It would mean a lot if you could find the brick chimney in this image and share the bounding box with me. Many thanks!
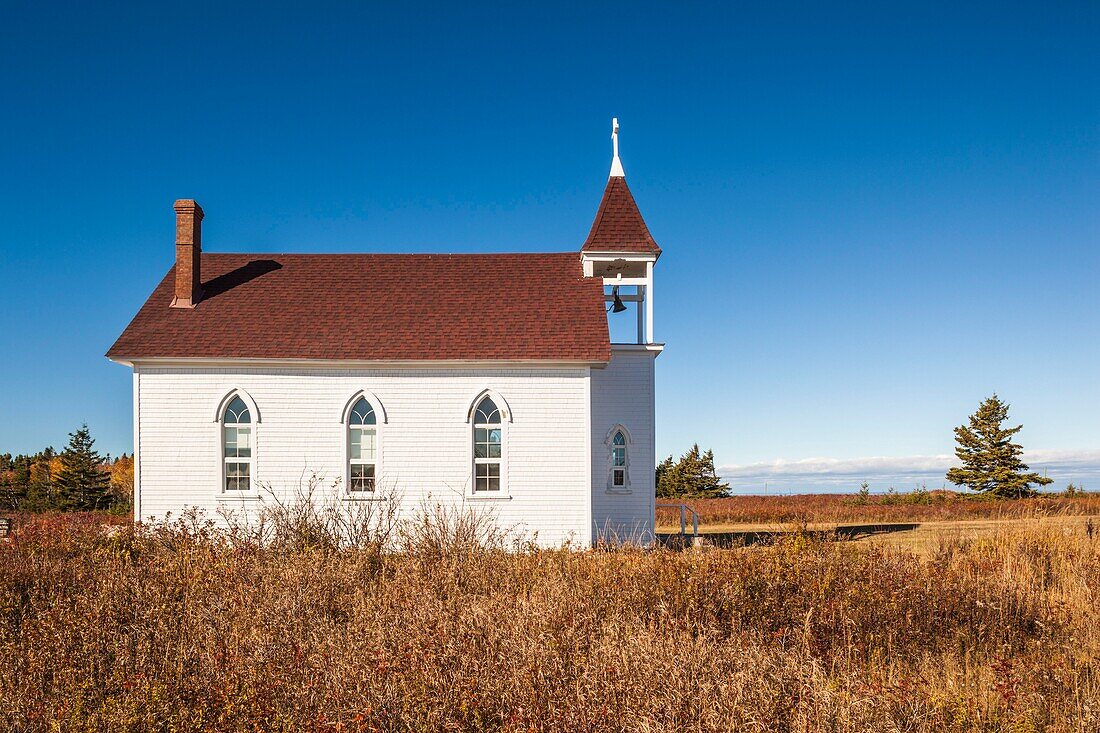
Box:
[171,199,203,308]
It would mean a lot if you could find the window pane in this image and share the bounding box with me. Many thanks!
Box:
[613,446,626,467]
[224,427,253,459]
[613,468,625,486]
[226,462,251,491]
[236,428,251,458]
[351,398,376,426]
[475,428,498,458]
[613,432,625,446]
[475,397,501,424]
[474,463,499,490]
[351,428,376,461]
[351,463,376,492]
[225,396,251,424]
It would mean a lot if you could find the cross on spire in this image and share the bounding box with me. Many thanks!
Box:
[609,117,625,178]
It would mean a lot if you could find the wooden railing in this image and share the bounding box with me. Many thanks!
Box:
[656,502,699,540]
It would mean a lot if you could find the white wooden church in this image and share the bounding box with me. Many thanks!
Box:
[108,121,663,546]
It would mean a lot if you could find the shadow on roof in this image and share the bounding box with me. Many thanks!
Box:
[201,259,283,301]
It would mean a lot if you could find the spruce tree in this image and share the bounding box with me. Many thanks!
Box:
[655,455,677,498]
[696,448,725,497]
[945,395,1052,498]
[56,424,112,510]
[654,444,730,499]
[26,449,59,511]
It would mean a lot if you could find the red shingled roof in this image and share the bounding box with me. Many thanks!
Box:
[581,176,661,255]
[107,253,611,362]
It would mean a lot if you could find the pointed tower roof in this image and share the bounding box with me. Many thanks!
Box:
[581,177,661,255]
[581,119,661,256]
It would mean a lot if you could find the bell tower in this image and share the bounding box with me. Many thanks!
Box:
[580,118,661,345]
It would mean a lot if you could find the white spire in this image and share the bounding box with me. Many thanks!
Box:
[609,117,625,178]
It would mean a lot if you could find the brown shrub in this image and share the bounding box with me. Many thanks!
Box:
[0,512,1098,731]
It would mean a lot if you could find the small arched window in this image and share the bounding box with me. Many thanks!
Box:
[348,397,377,492]
[611,431,628,488]
[222,396,252,491]
[473,396,502,492]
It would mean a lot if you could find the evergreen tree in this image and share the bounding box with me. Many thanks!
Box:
[655,455,676,498]
[0,474,19,511]
[946,395,1052,498]
[0,453,16,509]
[55,425,112,510]
[655,444,729,498]
[25,450,59,511]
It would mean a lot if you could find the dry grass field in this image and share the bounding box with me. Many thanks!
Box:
[657,492,1100,527]
[1,506,1099,732]
[657,493,1100,557]
[862,515,1097,554]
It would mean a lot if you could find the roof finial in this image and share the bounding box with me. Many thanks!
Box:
[609,117,625,178]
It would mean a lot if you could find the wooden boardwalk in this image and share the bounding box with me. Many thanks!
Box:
[657,522,920,549]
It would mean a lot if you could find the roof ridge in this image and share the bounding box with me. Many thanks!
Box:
[196,251,583,258]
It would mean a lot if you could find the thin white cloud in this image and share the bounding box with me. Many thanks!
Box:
[718,449,1100,493]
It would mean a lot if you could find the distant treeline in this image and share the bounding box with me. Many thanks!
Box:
[0,424,132,513]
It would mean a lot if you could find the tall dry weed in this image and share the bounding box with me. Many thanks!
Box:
[0,509,1097,731]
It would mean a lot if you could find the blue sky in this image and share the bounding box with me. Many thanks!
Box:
[1,2,1097,492]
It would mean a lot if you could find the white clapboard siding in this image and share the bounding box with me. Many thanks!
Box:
[136,365,592,547]
[590,349,657,543]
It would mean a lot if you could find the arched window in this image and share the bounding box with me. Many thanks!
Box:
[611,431,628,488]
[473,396,502,492]
[348,397,377,492]
[222,396,252,491]
[605,425,632,492]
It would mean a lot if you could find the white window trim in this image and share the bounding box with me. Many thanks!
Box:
[604,424,633,494]
[464,389,512,424]
[341,390,386,498]
[466,389,510,499]
[214,389,261,499]
[213,389,261,424]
